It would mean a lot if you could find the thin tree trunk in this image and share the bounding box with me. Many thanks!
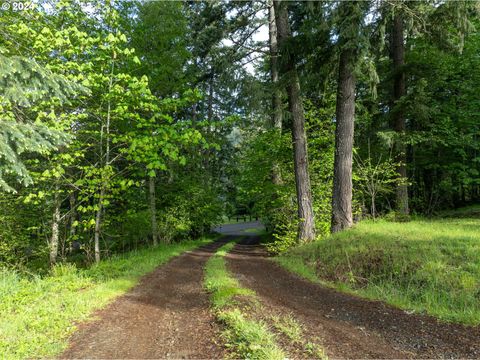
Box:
[94,186,104,264]
[208,75,214,122]
[371,194,376,219]
[69,192,76,240]
[65,191,77,256]
[331,49,355,233]
[392,13,409,215]
[192,103,197,123]
[269,0,283,185]
[50,186,61,266]
[149,174,159,246]
[94,58,114,264]
[274,0,315,242]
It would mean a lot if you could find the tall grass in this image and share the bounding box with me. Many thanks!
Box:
[0,237,214,359]
[276,215,480,325]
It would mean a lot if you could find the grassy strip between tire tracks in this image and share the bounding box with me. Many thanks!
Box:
[204,241,285,359]
[0,236,217,359]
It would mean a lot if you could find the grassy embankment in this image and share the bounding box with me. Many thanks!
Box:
[0,236,215,359]
[276,207,480,325]
[204,241,285,359]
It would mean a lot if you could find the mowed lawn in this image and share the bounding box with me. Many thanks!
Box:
[276,211,480,325]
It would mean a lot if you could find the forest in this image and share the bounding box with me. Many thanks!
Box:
[1,0,480,359]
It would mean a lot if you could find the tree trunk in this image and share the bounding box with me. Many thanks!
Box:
[391,13,409,215]
[274,0,315,242]
[371,194,376,219]
[331,49,355,233]
[208,75,214,122]
[94,186,104,264]
[93,56,115,264]
[269,0,283,186]
[69,191,77,240]
[50,186,61,266]
[149,174,159,246]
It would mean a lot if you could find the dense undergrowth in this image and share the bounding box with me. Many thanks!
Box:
[0,236,215,360]
[276,207,480,325]
[204,241,285,359]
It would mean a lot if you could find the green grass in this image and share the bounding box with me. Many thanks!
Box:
[204,242,255,309]
[269,314,328,359]
[204,241,285,360]
[0,236,215,360]
[275,255,321,284]
[276,215,480,325]
[270,314,303,344]
[241,227,267,235]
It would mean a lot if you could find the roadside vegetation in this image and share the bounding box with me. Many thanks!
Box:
[269,314,328,360]
[204,241,285,359]
[0,236,215,360]
[276,208,480,325]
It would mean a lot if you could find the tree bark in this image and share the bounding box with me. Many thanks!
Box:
[93,55,115,264]
[274,0,315,242]
[269,0,283,186]
[94,187,104,264]
[331,49,355,233]
[391,13,409,215]
[149,174,159,246]
[69,191,77,240]
[50,186,61,266]
[207,75,214,122]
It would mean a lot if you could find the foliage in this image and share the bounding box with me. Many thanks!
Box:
[353,149,400,218]
[0,1,221,268]
[236,99,334,253]
[0,50,85,191]
[127,1,191,97]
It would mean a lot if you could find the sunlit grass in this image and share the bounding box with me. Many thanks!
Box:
[276,212,480,325]
[204,241,285,360]
[0,236,215,360]
[204,242,255,309]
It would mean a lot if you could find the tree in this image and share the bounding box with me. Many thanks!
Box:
[127,1,191,98]
[354,149,398,219]
[391,10,409,216]
[273,0,315,242]
[0,52,83,192]
[331,1,371,232]
[268,0,283,186]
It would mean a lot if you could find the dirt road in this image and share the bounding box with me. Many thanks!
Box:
[61,222,480,359]
[61,239,229,359]
[227,235,480,359]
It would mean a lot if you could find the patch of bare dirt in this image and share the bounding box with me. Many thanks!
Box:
[61,238,231,359]
[227,236,480,359]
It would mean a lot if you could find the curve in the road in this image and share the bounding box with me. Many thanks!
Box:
[227,235,480,359]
